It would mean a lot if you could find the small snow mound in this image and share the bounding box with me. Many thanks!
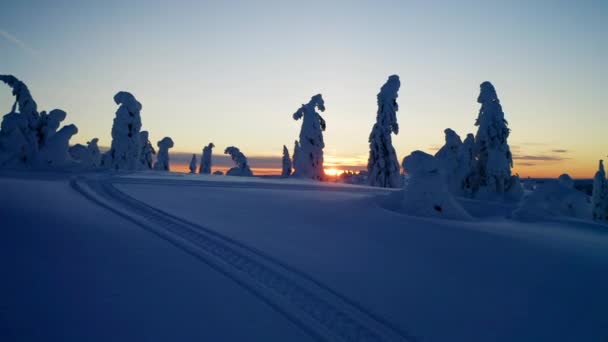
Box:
[397,151,472,220]
[512,175,591,221]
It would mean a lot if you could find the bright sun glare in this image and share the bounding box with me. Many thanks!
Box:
[324,168,344,177]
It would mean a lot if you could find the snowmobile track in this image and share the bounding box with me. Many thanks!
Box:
[70,175,418,342]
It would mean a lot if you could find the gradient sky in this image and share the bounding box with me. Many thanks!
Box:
[1,0,606,177]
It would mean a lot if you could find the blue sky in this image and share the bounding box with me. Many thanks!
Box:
[1,0,606,176]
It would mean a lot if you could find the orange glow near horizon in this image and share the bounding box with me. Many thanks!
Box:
[169,156,601,180]
[324,168,345,177]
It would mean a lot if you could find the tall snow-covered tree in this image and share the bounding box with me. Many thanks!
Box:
[139,131,155,169]
[199,143,214,174]
[224,146,253,177]
[471,81,520,197]
[292,94,326,180]
[281,145,292,178]
[0,75,78,168]
[153,137,174,171]
[592,160,608,221]
[103,91,143,170]
[367,75,402,188]
[189,154,197,174]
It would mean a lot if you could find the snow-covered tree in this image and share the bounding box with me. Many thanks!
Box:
[281,145,292,178]
[400,151,471,220]
[292,140,302,175]
[224,146,253,177]
[36,124,78,166]
[69,138,101,168]
[0,75,78,168]
[199,143,214,174]
[434,128,463,192]
[292,94,326,180]
[139,131,155,169]
[457,133,476,195]
[103,91,143,170]
[471,81,520,198]
[367,75,402,188]
[592,160,608,221]
[189,154,197,174]
[153,137,174,171]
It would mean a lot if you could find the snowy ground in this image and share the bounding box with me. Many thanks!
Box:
[1,171,607,342]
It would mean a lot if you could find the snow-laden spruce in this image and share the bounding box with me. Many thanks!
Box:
[139,131,155,169]
[471,82,522,199]
[0,75,79,168]
[592,160,608,221]
[292,94,326,180]
[400,151,472,220]
[367,75,402,188]
[189,154,197,174]
[457,133,476,195]
[281,145,292,178]
[513,173,591,221]
[102,91,143,170]
[434,128,464,193]
[69,138,101,168]
[224,146,253,177]
[199,143,214,174]
[153,137,174,171]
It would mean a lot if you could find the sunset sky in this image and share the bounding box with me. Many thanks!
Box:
[1,0,606,178]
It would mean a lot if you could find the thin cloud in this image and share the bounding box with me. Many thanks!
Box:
[513,154,568,162]
[519,142,549,146]
[551,149,568,153]
[0,29,38,55]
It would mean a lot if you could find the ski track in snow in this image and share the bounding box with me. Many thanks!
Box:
[70,175,417,342]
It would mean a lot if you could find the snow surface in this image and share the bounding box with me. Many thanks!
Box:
[2,171,607,342]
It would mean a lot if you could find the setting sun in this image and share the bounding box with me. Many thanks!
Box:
[324,168,344,177]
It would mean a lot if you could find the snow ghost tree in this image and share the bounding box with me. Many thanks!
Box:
[367,75,402,188]
[400,151,471,220]
[592,160,608,221]
[199,143,214,174]
[36,124,78,166]
[153,137,174,171]
[281,145,292,178]
[471,81,521,199]
[292,94,326,180]
[69,138,101,168]
[139,131,155,169]
[224,146,253,177]
[292,140,302,175]
[103,91,143,170]
[457,133,476,195]
[434,128,464,193]
[0,75,78,168]
[189,154,197,174]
